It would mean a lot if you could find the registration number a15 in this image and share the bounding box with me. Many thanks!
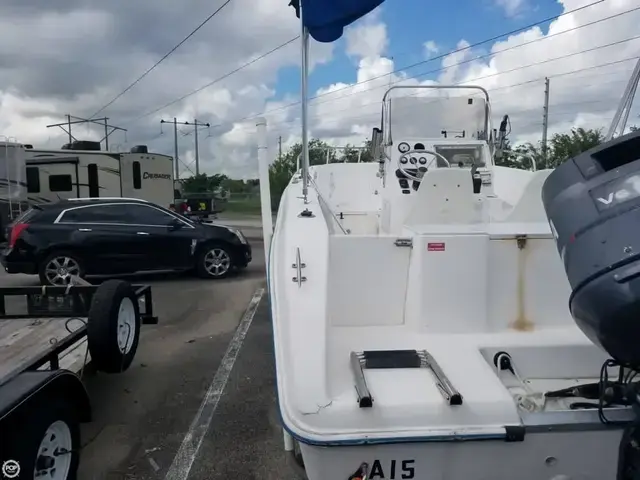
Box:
[368,459,415,479]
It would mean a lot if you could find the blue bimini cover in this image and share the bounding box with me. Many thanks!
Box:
[289,0,386,43]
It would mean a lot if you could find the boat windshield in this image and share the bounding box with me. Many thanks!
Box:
[433,144,487,168]
[386,95,488,142]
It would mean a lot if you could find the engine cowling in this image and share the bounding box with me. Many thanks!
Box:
[541,129,640,366]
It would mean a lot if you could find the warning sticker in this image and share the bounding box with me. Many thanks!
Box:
[427,242,446,252]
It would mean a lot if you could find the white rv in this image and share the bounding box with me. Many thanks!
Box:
[24,141,175,207]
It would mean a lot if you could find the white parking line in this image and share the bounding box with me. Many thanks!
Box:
[164,287,265,480]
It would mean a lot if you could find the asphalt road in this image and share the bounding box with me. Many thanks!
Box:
[0,242,302,480]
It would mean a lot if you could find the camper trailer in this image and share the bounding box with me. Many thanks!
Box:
[24,141,174,207]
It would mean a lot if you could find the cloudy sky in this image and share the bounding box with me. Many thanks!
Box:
[1,0,639,179]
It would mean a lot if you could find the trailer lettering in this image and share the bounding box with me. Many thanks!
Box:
[143,172,171,180]
[369,459,415,479]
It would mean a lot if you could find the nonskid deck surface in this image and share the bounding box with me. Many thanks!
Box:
[280,326,613,440]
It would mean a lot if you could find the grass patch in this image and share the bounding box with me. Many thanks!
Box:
[220,197,262,215]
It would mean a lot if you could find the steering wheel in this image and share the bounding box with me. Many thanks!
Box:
[397,149,451,182]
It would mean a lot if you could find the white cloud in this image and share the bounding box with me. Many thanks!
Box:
[1,0,639,180]
[259,0,640,161]
[0,0,333,179]
[423,41,439,58]
[495,0,528,18]
[345,18,388,59]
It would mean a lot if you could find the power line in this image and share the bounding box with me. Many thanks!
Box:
[124,13,637,149]
[126,65,632,159]
[130,35,300,123]
[160,118,210,178]
[258,56,639,136]
[131,0,603,130]
[211,5,640,130]
[221,65,634,137]
[91,0,234,118]
[45,114,128,150]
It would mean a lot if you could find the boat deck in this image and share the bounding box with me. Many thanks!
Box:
[279,324,630,442]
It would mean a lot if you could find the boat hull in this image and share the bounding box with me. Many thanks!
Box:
[297,427,622,480]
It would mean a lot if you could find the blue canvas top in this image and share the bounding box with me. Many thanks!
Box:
[289,0,385,43]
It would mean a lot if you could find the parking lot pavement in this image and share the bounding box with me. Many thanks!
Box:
[0,241,302,479]
[186,294,301,480]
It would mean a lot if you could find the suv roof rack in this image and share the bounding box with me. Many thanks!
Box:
[67,197,149,203]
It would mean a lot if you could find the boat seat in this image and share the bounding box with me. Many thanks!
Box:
[404,168,482,226]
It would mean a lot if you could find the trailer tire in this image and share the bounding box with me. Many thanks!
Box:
[87,280,141,373]
[6,397,80,480]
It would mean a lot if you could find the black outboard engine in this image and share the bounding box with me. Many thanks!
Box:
[543,130,640,479]
[542,129,640,367]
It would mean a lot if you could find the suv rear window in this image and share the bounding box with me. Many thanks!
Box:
[12,208,39,225]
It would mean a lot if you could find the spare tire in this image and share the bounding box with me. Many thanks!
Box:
[87,280,141,373]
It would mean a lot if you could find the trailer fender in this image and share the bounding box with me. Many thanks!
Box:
[0,370,91,426]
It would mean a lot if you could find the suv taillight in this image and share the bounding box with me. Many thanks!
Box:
[9,223,29,248]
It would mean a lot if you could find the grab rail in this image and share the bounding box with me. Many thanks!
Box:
[295,147,366,171]
[306,174,349,235]
[292,248,306,287]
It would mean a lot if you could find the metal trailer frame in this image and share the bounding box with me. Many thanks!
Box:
[0,282,158,479]
[0,284,157,387]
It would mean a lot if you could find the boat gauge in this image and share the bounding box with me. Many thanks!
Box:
[410,157,417,164]
[398,142,410,153]
[419,157,427,164]
[400,156,409,164]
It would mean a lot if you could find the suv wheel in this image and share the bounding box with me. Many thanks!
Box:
[39,251,86,286]
[196,244,233,279]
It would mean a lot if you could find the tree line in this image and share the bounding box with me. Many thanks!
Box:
[179,125,638,209]
[178,173,259,198]
[496,127,613,170]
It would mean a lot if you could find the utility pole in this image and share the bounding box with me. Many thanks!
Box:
[173,118,178,181]
[46,115,127,150]
[194,119,200,176]
[541,77,550,168]
[160,118,210,180]
[278,136,282,160]
[104,118,109,150]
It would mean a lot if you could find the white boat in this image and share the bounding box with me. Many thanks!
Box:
[257,2,640,479]
[265,82,634,479]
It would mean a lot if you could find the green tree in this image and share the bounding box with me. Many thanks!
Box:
[341,140,374,163]
[223,178,255,194]
[497,127,604,170]
[547,127,604,168]
[268,138,378,210]
[180,173,229,195]
[268,138,335,210]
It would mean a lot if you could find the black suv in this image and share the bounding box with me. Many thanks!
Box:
[1,198,252,285]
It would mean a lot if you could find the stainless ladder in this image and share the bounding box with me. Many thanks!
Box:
[350,349,463,408]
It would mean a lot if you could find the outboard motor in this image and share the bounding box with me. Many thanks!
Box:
[541,129,640,367]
